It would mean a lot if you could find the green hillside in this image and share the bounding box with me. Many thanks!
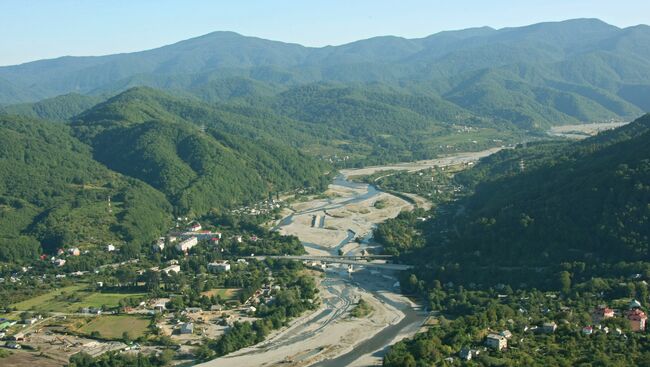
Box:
[1,93,101,121]
[71,87,331,214]
[0,114,172,263]
[393,114,650,276]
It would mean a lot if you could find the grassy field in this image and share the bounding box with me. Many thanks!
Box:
[11,285,85,312]
[76,315,150,340]
[201,288,241,301]
[11,285,146,313]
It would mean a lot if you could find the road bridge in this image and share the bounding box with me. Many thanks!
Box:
[244,255,413,271]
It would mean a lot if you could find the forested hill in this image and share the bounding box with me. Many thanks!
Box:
[423,114,650,268]
[0,19,648,132]
[0,114,172,262]
[0,93,101,121]
[0,88,331,263]
[70,87,330,214]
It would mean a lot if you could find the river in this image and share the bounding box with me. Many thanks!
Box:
[198,148,500,367]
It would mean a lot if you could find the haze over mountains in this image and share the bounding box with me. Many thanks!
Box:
[1,18,649,130]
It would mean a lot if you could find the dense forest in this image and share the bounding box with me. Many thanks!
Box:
[0,88,332,263]
[376,114,650,277]
[0,114,172,262]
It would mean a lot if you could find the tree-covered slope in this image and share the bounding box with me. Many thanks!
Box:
[71,87,330,214]
[1,93,101,121]
[430,114,650,266]
[0,114,173,263]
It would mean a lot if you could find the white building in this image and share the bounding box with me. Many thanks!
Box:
[53,258,66,267]
[106,244,116,252]
[162,265,181,275]
[208,261,231,273]
[175,237,198,252]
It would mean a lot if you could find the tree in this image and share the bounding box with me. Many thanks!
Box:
[558,271,571,294]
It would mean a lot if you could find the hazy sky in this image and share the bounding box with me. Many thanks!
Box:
[1,0,649,66]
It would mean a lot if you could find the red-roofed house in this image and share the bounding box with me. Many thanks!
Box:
[592,306,615,323]
[627,309,647,332]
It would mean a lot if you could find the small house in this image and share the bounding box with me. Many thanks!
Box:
[542,322,557,334]
[582,326,593,335]
[592,305,614,323]
[630,299,642,309]
[626,309,647,332]
[459,348,479,361]
[106,244,116,252]
[208,261,231,273]
[500,330,513,339]
[486,334,507,351]
[53,258,66,267]
[162,265,181,275]
[180,322,194,335]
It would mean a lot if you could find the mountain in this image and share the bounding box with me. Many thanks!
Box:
[0,88,332,263]
[423,114,650,269]
[0,114,173,262]
[1,19,648,132]
[70,87,331,214]
[1,93,101,121]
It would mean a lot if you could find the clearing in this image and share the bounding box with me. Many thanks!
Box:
[74,315,150,339]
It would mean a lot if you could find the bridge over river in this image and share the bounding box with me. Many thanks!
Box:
[244,255,413,271]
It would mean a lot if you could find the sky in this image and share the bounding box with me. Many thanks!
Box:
[1,0,649,66]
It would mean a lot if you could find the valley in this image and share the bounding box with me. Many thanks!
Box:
[196,148,498,366]
[1,9,649,367]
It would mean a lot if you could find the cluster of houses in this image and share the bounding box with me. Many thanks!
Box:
[586,300,647,334]
[472,300,648,358]
[231,198,282,216]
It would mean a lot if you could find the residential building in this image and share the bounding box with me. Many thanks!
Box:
[69,248,81,256]
[106,244,116,252]
[180,322,194,334]
[53,258,66,267]
[582,326,594,335]
[22,318,38,325]
[542,322,557,334]
[189,222,202,232]
[499,330,513,339]
[459,348,480,361]
[153,241,165,252]
[627,309,647,331]
[208,261,231,273]
[592,305,614,323]
[162,265,181,275]
[630,299,642,309]
[486,334,507,351]
[175,237,198,252]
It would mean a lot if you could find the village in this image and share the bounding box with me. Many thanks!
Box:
[0,213,322,366]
